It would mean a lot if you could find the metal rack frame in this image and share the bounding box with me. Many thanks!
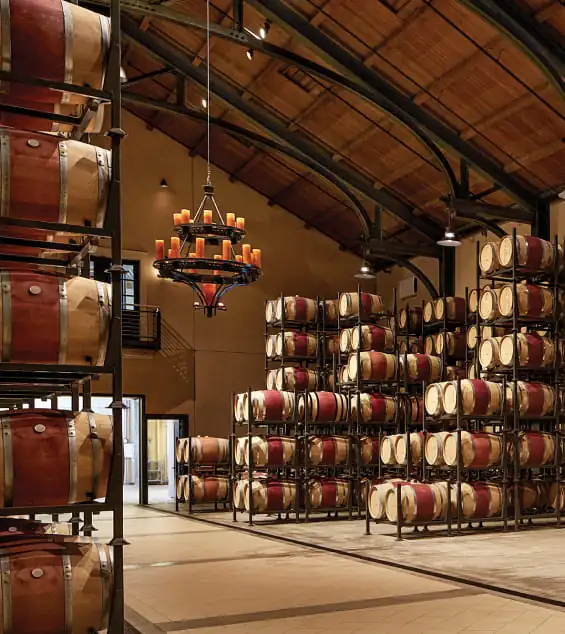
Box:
[0,0,126,629]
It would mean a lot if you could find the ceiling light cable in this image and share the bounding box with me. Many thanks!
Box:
[206,0,212,186]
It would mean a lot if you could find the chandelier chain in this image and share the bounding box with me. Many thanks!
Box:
[206,0,212,186]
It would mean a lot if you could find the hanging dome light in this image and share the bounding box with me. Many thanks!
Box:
[437,204,461,247]
[354,262,376,279]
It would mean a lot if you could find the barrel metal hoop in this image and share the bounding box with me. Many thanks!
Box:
[67,419,78,503]
[95,281,109,365]
[61,0,73,104]
[58,278,68,364]
[0,0,10,94]
[0,556,11,634]
[88,412,101,497]
[95,148,108,228]
[0,133,9,218]
[1,417,12,507]
[58,141,69,223]
[62,554,73,634]
[96,543,112,630]
[1,271,11,362]
[99,15,110,86]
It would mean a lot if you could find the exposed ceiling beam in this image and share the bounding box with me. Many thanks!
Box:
[247,0,539,211]
[122,90,372,237]
[456,0,565,102]
[121,16,445,243]
[82,0,459,196]
[449,198,534,223]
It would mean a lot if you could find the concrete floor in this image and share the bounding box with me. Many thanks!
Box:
[95,505,565,633]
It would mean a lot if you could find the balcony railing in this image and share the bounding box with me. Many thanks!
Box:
[123,305,161,351]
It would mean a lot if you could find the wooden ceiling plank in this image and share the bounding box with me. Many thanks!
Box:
[536,3,562,22]
[460,82,548,140]
[288,88,337,131]
[504,138,565,173]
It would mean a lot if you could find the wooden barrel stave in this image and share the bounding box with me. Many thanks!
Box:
[308,478,349,509]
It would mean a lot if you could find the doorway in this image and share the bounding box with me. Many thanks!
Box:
[145,415,188,507]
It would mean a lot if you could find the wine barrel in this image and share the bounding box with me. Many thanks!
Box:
[322,299,339,325]
[461,482,501,519]
[398,338,424,354]
[498,235,555,271]
[368,480,402,519]
[443,379,503,416]
[506,381,554,417]
[238,390,295,422]
[360,436,380,465]
[325,335,339,356]
[180,437,230,465]
[0,0,110,104]
[275,296,317,323]
[351,325,393,352]
[424,381,452,417]
[395,432,424,465]
[298,392,348,422]
[423,300,434,323]
[385,482,437,523]
[446,365,466,380]
[339,328,352,353]
[399,307,422,333]
[0,409,112,507]
[425,431,451,466]
[339,292,384,319]
[0,538,113,633]
[514,482,539,512]
[0,129,111,228]
[265,335,277,359]
[405,395,424,423]
[380,435,401,465]
[479,242,500,274]
[424,335,436,356]
[434,296,465,323]
[275,367,317,391]
[400,353,442,382]
[435,332,466,360]
[244,479,296,513]
[339,364,350,384]
[478,337,504,370]
[350,393,396,424]
[0,271,111,365]
[549,482,565,511]
[176,475,187,501]
[308,478,349,509]
[0,517,71,538]
[479,287,503,321]
[515,432,555,468]
[237,436,296,467]
[429,481,457,518]
[347,351,397,382]
[265,300,276,324]
[468,288,479,315]
[498,284,553,319]
[443,431,502,467]
[308,436,350,466]
[499,333,549,369]
[467,325,507,350]
[232,477,248,510]
[266,369,277,390]
[191,475,230,503]
[175,438,187,464]
[275,332,317,358]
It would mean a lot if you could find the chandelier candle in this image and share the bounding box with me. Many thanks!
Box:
[181,209,191,223]
[196,237,206,258]
[170,237,181,258]
[222,240,231,260]
[252,249,262,268]
[155,240,165,261]
[236,254,243,263]
[203,209,213,224]
[236,217,245,230]
[173,213,182,226]
[227,213,236,227]
[242,244,251,264]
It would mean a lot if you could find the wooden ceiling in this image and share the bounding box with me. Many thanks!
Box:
[119,0,565,253]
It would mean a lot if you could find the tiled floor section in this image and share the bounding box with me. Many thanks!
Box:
[172,507,565,603]
[98,506,565,633]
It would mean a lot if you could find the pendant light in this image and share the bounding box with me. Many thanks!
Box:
[437,205,461,247]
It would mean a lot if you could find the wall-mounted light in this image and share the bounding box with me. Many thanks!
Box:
[259,21,270,39]
[201,98,207,109]
[246,49,254,61]
[160,178,169,188]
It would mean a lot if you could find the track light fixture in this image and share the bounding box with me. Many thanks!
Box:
[246,48,254,61]
[160,178,169,188]
[259,21,270,39]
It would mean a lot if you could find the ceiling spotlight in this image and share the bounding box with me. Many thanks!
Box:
[437,229,461,247]
[160,178,169,188]
[120,66,128,84]
[259,21,270,39]
[201,98,207,109]
[355,263,376,279]
[246,48,254,61]
[558,189,565,200]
